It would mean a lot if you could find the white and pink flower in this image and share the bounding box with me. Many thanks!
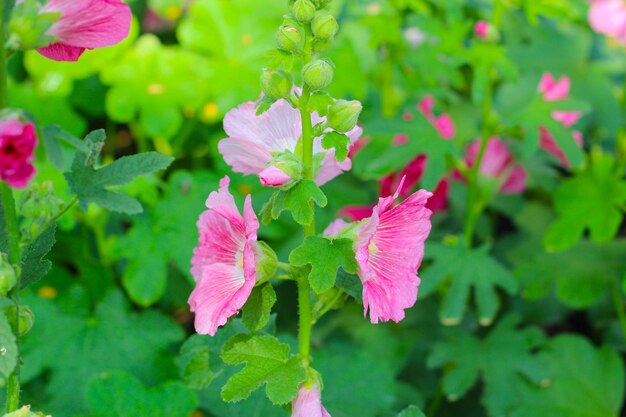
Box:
[292,385,331,417]
[219,98,362,188]
[36,0,132,61]
[189,176,259,336]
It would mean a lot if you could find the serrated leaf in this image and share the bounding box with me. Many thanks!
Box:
[65,130,174,214]
[242,284,277,332]
[427,315,547,416]
[421,240,518,325]
[397,406,426,417]
[220,334,306,405]
[322,132,351,162]
[20,225,56,289]
[511,335,624,417]
[41,125,86,170]
[289,237,357,294]
[86,371,197,417]
[261,180,328,226]
[308,91,334,117]
[0,310,18,380]
[544,154,626,252]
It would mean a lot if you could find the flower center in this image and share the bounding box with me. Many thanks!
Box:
[368,241,378,256]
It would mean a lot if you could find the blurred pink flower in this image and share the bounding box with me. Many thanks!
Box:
[0,119,38,189]
[474,21,489,39]
[355,181,432,323]
[589,0,626,43]
[456,137,527,194]
[189,176,259,336]
[537,73,583,166]
[36,0,132,61]
[418,96,455,139]
[259,166,292,187]
[219,99,362,187]
[292,385,331,417]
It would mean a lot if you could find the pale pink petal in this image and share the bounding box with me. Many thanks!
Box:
[243,195,260,240]
[538,73,571,101]
[259,166,292,187]
[552,111,581,128]
[292,385,332,417]
[589,0,626,43]
[538,73,556,95]
[323,219,351,237]
[315,148,352,186]
[218,138,274,175]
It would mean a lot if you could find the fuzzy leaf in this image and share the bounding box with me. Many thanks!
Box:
[0,310,18,381]
[221,334,306,405]
[242,284,277,332]
[261,180,328,226]
[322,132,351,162]
[178,336,215,390]
[289,237,357,294]
[421,240,518,325]
[20,225,56,289]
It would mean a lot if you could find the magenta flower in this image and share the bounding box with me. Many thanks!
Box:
[292,385,331,417]
[537,73,583,166]
[354,182,433,323]
[456,137,527,194]
[219,99,362,187]
[474,21,489,39]
[0,119,38,189]
[36,0,132,62]
[418,96,455,139]
[189,176,259,336]
[589,0,626,43]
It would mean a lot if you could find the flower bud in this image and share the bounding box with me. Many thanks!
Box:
[276,25,302,53]
[302,59,333,91]
[327,100,362,133]
[312,13,338,40]
[0,254,17,296]
[254,241,278,284]
[4,305,35,336]
[260,69,293,100]
[259,166,292,187]
[291,0,316,23]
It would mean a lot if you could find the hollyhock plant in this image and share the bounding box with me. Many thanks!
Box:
[456,137,527,194]
[588,0,626,43]
[537,73,584,166]
[188,176,260,336]
[219,98,362,187]
[0,119,38,189]
[36,0,132,61]
[291,385,331,417]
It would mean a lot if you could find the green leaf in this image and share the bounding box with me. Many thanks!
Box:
[221,334,306,405]
[178,336,215,390]
[544,154,626,252]
[87,371,197,417]
[40,125,86,170]
[321,132,351,162]
[421,240,518,325]
[427,315,547,416]
[64,130,174,214]
[511,335,624,417]
[261,180,328,226]
[0,310,18,381]
[21,290,184,415]
[308,91,334,116]
[397,406,426,417]
[289,237,357,294]
[0,198,9,254]
[335,270,362,303]
[242,284,277,332]
[19,225,56,289]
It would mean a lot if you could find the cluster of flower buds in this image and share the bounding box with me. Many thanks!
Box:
[18,181,66,244]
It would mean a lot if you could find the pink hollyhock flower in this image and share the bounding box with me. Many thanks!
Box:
[456,137,527,194]
[292,385,331,417]
[474,21,489,39]
[355,181,433,323]
[36,0,132,62]
[589,0,626,43]
[189,176,259,336]
[219,99,362,187]
[418,96,455,139]
[0,119,38,189]
[537,73,584,166]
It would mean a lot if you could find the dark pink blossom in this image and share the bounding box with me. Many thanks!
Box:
[0,119,38,189]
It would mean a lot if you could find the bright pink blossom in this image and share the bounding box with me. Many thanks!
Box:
[0,119,38,189]
[354,181,433,323]
[589,0,626,43]
[456,137,527,194]
[219,99,362,187]
[418,96,455,139]
[37,0,132,62]
[189,176,259,336]
[474,21,489,39]
[537,73,584,166]
[292,385,331,417]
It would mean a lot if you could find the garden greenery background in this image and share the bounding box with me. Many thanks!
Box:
[3,0,626,416]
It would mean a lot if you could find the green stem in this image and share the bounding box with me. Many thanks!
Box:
[611,280,626,341]
[0,0,7,109]
[312,289,344,323]
[30,196,78,242]
[0,184,21,413]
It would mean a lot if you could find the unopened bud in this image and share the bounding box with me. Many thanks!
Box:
[254,241,278,283]
[4,305,35,336]
[292,0,316,23]
[327,100,362,133]
[276,25,302,52]
[0,254,17,296]
[312,13,338,40]
[302,59,333,91]
[260,69,293,100]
